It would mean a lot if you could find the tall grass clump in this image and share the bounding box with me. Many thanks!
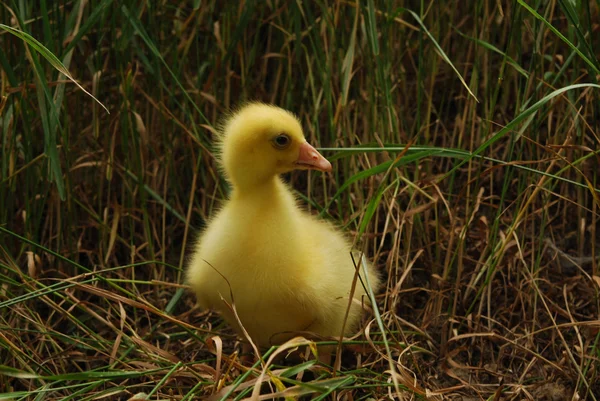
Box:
[1,1,599,399]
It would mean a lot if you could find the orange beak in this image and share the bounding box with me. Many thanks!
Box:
[296,142,332,172]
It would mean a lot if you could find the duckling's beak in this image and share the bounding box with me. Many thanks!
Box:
[296,142,332,172]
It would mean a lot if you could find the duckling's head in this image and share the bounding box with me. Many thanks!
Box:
[219,103,332,190]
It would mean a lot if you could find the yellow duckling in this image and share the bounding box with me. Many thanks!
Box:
[187,103,380,354]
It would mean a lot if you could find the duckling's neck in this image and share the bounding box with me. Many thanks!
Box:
[231,176,286,199]
[230,176,297,212]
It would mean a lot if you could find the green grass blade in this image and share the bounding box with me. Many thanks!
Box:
[444,83,600,177]
[0,24,109,113]
[517,0,600,75]
[389,7,479,102]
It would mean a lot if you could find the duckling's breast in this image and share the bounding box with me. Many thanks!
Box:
[188,184,322,345]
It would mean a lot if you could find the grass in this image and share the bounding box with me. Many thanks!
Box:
[1,0,599,399]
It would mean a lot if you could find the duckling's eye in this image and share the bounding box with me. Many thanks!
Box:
[272,134,291,149]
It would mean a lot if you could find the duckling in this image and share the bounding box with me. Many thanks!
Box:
[187,103,380,355]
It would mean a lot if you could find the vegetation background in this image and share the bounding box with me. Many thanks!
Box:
[1,0,599,399]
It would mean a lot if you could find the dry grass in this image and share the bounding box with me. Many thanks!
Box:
[1,1,599,400]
